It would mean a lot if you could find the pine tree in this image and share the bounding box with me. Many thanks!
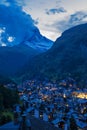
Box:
[70,116,78,130]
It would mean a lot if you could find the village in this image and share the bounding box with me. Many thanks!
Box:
[5,78,87,130]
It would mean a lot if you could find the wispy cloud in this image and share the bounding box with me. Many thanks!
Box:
[34,18,39,25]
[1,0,87,41]
[46,7,67,15]
[52,11,87,32]
[0,0,25,7]
[69,11,87,24]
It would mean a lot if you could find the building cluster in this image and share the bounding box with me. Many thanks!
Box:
[5,78,87,130]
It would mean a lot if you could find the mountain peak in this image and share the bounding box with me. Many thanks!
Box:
[23,28,53,51]
[21,23,87,83]
[0,4,53,51]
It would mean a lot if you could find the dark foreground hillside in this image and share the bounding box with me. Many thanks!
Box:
[30,116,59,130]
[0,116,59,130]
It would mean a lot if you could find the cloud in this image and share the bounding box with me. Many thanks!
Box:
[69,11,87,24]
[34,18,39,25]
[5,0,24,6]
[52,11,87,33]
[0,2,37,46]
[5,0,18,5]
[46,7,67,15]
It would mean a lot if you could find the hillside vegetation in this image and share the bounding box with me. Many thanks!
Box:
[20,24,87,85]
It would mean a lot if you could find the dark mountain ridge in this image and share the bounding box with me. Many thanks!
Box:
[0,43,40,77]
[20,23,87,84]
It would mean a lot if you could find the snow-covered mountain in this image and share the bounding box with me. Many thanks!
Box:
[0,4,53,51]
[24,28,53,51]
[0,4,53,78]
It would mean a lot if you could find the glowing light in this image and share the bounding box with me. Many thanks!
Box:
[77,93,87,99]
[72,92,87,99]
[63,93,66,98]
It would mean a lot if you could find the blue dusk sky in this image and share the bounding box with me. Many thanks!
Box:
[0,0,87,41]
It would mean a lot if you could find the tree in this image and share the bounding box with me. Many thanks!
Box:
[0,85,19,109]
[0,93,3,111]
[70,116,78,130]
